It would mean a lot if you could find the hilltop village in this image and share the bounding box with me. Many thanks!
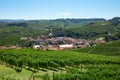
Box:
[0,32,106,50]
[23,35,90,50]
[18,34,105,50]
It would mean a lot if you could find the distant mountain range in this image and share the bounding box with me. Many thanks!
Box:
[0,18,106,29]
[0,19,25,22]
[0,18,105,23]
[2,17,120,24]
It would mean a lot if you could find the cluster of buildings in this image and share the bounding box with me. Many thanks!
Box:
[0,33,105,50]
[28,35,92,50]
[0,45,20,49]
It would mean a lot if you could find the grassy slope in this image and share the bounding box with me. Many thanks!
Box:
[0,26,49,46]
[0,64,62,80]
[71,40,120,56]
[0,65,32,80]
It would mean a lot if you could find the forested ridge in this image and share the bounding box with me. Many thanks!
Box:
[0,18,105,46]
[0,17,120,46]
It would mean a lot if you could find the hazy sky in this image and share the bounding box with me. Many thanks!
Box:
[0,0,120,19]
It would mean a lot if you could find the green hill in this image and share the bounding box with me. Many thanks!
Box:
[0,25,49,46]
[53,17,120,39]
[0,18,105,46]
[0,18,105,28]
[71,40,120,56]
[0,17,120,46]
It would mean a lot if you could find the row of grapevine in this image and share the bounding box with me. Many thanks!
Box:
[53,65,120,80]
[72,40,120,56]
[0,49,120,80]
[0,49,120,71]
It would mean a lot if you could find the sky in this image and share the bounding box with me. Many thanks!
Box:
[0,0,120,20]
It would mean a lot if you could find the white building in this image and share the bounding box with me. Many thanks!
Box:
[33,45,40,49]
[59,44,73,48]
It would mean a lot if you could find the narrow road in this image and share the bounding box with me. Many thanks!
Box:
[87,46,96,54]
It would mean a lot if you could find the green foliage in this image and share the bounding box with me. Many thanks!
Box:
[0,49,120,70]
[17,40,31,47]
[0,18,105,46]
[52,20,120,39]
[42,73,51,80]
[7,22,27,27]
[105,32,120,42]
[72,40,120,56]
[0,48,120,80]
[0,17,120,45]
[0,25,49,46]
[66,68,79,74]
[54,65,120,80]
[109,17,120,26]
[0,75,16,80]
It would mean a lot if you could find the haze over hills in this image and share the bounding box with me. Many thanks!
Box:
[0,18,105,27]
[0,19,25,22]
[0,18,105,22]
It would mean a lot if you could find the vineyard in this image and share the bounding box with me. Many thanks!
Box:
[0,49,120,80]
[71,40,120,56]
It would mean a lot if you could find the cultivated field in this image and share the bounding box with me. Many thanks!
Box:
[0,49,120,80]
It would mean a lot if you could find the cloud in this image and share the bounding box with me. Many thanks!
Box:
[57,12,71,16]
